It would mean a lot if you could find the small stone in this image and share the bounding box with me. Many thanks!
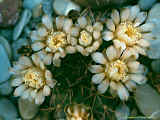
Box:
[134,84,160,119]
[18,98,39,120]
[0,0,21,27]
[0,116,3,120]
[0,80,13,95]
[147,4,160,59]
[42,0,53,15]
[151,60,160,73]
[53,0,81,16]
[115,104,130,120]
[13,9,32,41]
[23,0,42,10]
[12,38,29,60]
[0,44,11,84]
[139,0,157,10]
[0,36,12,59]
[0,98,18,120]
[0,29,13,42]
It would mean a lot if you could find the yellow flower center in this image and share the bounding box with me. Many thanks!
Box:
[107,60,128,82]
[24,67,45,89]
[66,104,90,120]
[116,21,141,46]
[79,30,92,47]
[47,30,67,50]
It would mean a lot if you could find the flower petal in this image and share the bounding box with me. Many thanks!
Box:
[37,27,48,37]
[71,27,80,37]
[70,37,78,46]
[45,70,52,80]
[102,31,114,41]
[127,61,140,73]
[36,50,52,65]
[137,39,150,48]
[125,80,137,92]
[31,54,45,69]
[93,30,101,40]
[88,65,104,73]
[92,40,101,51]
[63,18,73,33]
[85,46,94,53]
[45,70,56,88]
[142,33,155,40]
[97,79,109,94]
[129,74,147,84]
[92,73,105,84]
[134,12,147,27]
[106,46,118,61]
[30,90,37,99]
[133,45,146,55]
[139,23,154,32]
[31,42,45,51]
[10,64,26,74]
[91,52,107,64]
[93,22,103,31]
[113,39,126,52]
[18,56,32,67]
[111,9,120,25]
[65,46,77,54]
[53,52,61,67]
[77,16,87,28]
[14,84,26,97]
[129,5,140,21]
[121,48,139,61]
[43,54,53,65]
[21,89,32,99]
[35,90,45,105]
[106,19,115,32]
[110,81,118,90]
[120,8,130,22]
[42,15,53,29]
[76,45,89,56]
[30,31,42,42]
[11,77,23,87]
[117,83,129,101]
[43,85,51,96]
[56,16,65,30]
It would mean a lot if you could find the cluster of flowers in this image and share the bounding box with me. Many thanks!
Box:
[10,4,154,119]
[10,13,103,105]
[89,5,154,101]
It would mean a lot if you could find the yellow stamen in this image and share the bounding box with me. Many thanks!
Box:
[79,30,92,47]
[24,67,45,89]
[107,60,128,81]
[116,21,142,46]
[47,30,67,50]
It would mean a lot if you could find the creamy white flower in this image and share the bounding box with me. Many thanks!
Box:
[31,15,77,67]
[76,16,103,56]
[10,55,56,105]
[103,5,154,56]
[89,46,147,101]
[65,104,91,120]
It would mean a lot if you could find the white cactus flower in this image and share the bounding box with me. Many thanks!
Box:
[65,104,91,120]
[31,15,77,67]
[103,5,154,56]
[89,45,147,101]
[10,55,56,105]
[76,16,103,56]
